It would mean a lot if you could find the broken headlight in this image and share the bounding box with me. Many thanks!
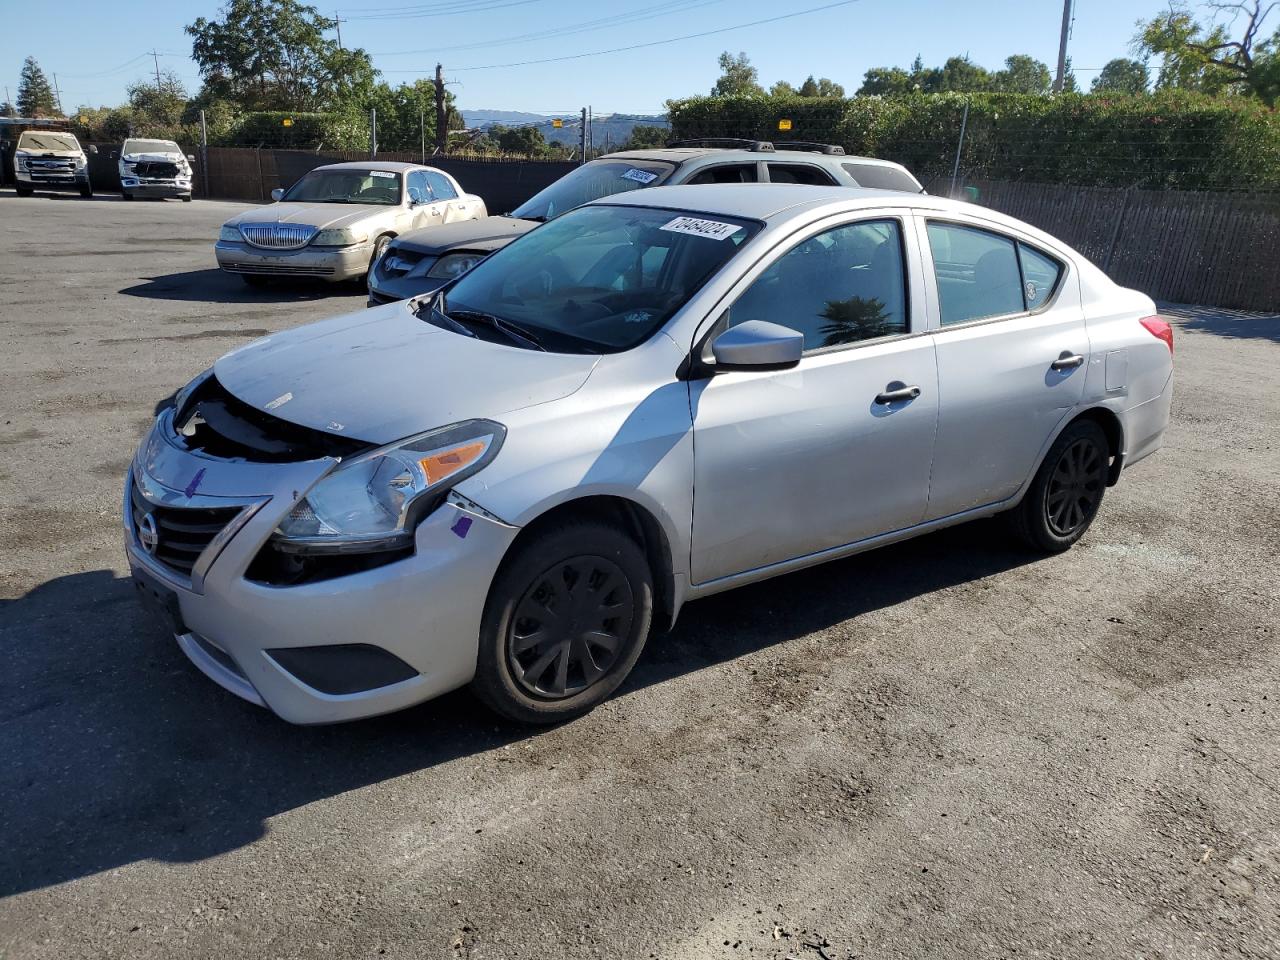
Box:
[273,419,505,554]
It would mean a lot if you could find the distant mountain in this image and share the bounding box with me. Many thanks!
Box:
[461,110,669,149]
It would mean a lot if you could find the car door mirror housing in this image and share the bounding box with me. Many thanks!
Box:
[270,188,284,202]
[711,320,804,372]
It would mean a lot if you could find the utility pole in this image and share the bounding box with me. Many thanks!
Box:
[1053,0,1073,92]
[369,108,377,159]
[4,86,12,117]
[434,63,447,156]
[51,74,64,115]
[150,49,162,90]
[335,10,344,49]
[420,106,426,163]
[199,109,209,199]
[579,107,587,165]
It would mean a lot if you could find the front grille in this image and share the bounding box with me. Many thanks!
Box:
[129,480,242,577]
[135,160,179,178]
[238,223,318,249]
[378,249,427,279]
[28,159,74,171]
[172,373,372,462]
[221,261,336,276]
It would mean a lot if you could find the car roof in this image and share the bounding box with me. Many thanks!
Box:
[597,183,1080,260]
[603,148,901,167]
[312,160,434,173]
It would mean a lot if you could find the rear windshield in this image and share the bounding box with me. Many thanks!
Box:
[123,139,180,155]
[841,162,922,192]
[17,132,80,152]
[511,159,675,221]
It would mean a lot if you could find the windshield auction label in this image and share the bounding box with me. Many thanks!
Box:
[660,216,742,241]
[370,170,396,178]
[621,168,659,184]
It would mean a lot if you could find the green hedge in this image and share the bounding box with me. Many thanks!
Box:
[219,111,370,151]
[667,92,1280,191]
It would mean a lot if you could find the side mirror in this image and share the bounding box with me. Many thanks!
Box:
[270,188,284,202]
[710,320,804,372]
[110,150,119,160]
[88,145,98,155]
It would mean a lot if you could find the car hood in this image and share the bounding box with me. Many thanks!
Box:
[17,149,82,159]
[123,151,186,164]
[223,202,395,232]
[214,300,599,445]
[392,216,537,256]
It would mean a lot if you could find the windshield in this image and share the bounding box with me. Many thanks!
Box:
[123,139,180,155]
[283,169,402,205]
[434,203,759,354]
[17,132,80,153]
[511,159,675,221]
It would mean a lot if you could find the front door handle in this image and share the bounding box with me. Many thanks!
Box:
[1051,351,1085,370]
[874,383,921,405]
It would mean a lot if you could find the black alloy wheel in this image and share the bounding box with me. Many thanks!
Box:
[1045,435,1107,538]
[508,555,635,699]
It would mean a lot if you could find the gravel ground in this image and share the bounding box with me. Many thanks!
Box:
[1,192,1278,960]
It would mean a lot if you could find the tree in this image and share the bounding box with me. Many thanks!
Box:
[1091,57,1151,93]
[1135,1,1268,97]
[489,124,547,157]
[17,56,58,117]
[1061,56,1081,91]
[857,66,912,96]
[992,55,1052,93]
[0,100,14,118]
[362,79,461,153]
[711,51,764,97]
[186,0,377,112]
[127,71,189,130]
[622,124,669,150]
[800,75,845,97]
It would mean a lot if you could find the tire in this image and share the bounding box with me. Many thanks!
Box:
[1007,419,1110,553]
[181,195,192,202]
[121,191,133,200]
[364,234,392,285]
[80,185,93,198]
[239,274,270,288]
[471,519,654,724]
[15,185,32,197]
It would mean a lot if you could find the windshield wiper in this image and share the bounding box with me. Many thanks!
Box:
[413,295,477,338]
[449,310,548,352]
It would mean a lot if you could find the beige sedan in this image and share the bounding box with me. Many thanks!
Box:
[214,161,486,286]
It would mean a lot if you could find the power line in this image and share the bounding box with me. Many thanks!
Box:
[369,0,726,56]
[383,0,862,73]
[343,0,546,21]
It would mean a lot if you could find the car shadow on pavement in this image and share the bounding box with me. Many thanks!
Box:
[0,520,1034,897]
[1161,303,1280,343]
[120,269,368,305]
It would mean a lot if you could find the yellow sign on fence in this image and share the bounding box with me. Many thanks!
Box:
[552,118,563,128]
[282,118,294,127]
[778,119,792,131]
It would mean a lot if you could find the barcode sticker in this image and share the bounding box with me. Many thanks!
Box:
[621,168,659,184]
[660,216,742,241]
[370,170,396,179]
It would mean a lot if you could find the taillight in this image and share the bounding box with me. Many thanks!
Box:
[1140,316,1174,355]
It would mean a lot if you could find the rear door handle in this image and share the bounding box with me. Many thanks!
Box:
[874,383,921,405]
[1051,351,1085,370]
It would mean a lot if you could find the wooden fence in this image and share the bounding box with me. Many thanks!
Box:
[966,180,1280,312]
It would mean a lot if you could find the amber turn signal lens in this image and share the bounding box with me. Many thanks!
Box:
[419,440,487,485]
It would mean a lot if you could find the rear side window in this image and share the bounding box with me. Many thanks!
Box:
[1018,243,1063,308]
[927,223,1024,326]
[424,170,457,200]
[841,162,920,192]
[685,163,758,185]
[767,163,838,185]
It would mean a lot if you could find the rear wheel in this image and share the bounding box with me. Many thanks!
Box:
[1008,419,1110,553]
[471,520,653,724]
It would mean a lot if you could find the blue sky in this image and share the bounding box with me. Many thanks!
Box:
[5,0,1173,116]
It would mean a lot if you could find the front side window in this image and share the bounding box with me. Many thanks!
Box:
[283,169,402,205]
[927,221,1065,324]
[766,163,838,186]
[728,219,908,352]
[406,170,430,204]
[437,204,759,354]
[926,222,1023,326]
[511,159,675,221]
[425,170,457,200]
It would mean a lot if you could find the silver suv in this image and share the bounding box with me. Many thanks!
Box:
[367,140,922,305]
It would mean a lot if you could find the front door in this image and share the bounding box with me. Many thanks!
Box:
[690,215,939,585]
[920,218,1089,519]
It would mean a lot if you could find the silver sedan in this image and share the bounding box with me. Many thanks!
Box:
[127,184,1173,724]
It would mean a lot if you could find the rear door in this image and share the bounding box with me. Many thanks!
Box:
[426,170,483,222]
[919,216,1088,519]
[405,170,443,230]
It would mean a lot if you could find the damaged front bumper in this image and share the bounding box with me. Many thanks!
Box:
[123,411,519,724]
[122,177,192,198]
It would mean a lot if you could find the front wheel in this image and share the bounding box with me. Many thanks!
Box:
[471,520,654,724]
[1007,419,1110,553]
[15,184,33,197]
[79,185,93,198]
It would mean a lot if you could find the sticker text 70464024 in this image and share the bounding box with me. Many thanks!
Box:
[659,216,742,241]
